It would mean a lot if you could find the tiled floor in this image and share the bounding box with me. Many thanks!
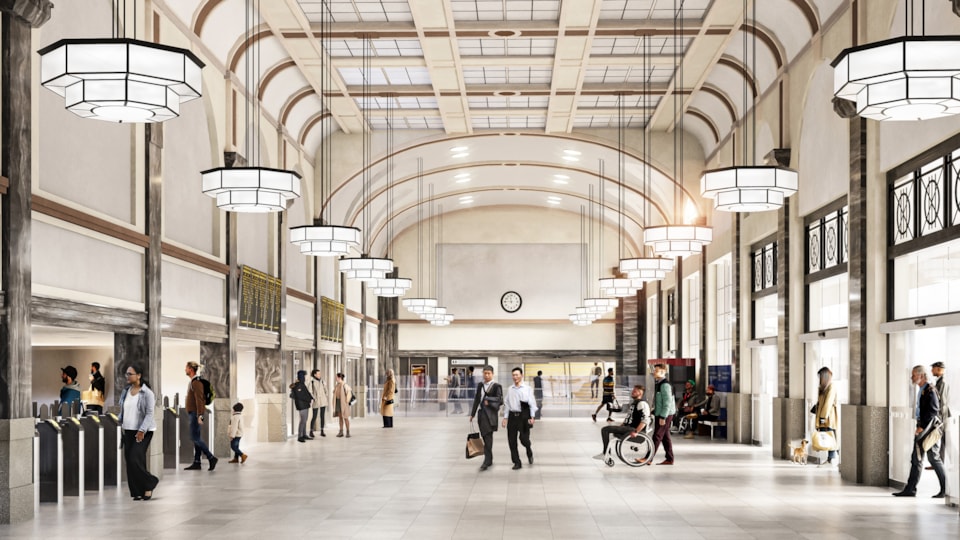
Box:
[3,416,958,539]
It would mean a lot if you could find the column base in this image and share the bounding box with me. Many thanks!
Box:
[726,393,752,444]
[212,398,233,457]
[773,397,807,460]
[256,393,286,442]
[839,404,888,486]
[0,419,35,523]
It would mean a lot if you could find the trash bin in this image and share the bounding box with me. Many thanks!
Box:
[78,415,103,492]
[58,417,84,498]
[163,407,179,469]
[36,420,62,503]
[100,413,121,487]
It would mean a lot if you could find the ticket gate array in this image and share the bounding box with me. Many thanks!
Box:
[36,413,122,503]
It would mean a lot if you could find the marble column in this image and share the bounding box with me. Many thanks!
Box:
[1,1,51,524]
[618,294,639,375]
[377,274,398,376]
[201,342,230,457]
[636,288,647,376]
[728,215,752,444]
[698,250,708,392]
[255,348,284,441]
[773,198,805,458]
[674,256,683,361]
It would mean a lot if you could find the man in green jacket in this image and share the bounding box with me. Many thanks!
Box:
[650,363,676,465]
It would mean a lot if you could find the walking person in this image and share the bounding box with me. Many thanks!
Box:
[290,370,312,442]
[502,367,538,470]
[812,367,840,467]
[647,363,676,465]
[308,369,329,438]
[381,369,397,428]
[931,361,951,466]
[184,362,217,471]
[469,365,503,471]
[592,368,616,422]
[590,362,602,399]
[117,364,159,500]
[533,370,544,419]
[86,362,106,414]
[465,366,476,401]
[893,365,947,498]
[332,372,353,438]
[59,366,82,416]
[227,402,247,463]
[448,368,462,414]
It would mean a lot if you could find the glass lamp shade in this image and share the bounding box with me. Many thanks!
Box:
[572,319,593,326]
[619,257,674,280]
[402,297,438,314]
[598,277,644,297]
[832,36,960,121]
[339,257,394,281]
[369,277,413,297]
[290,225,361,256]
[420,306,448,320]
[202,167,302,212]
[430,314,455,326]
[584,297,619,312]
[38,38,204,123]
[643,225,713,257]
[700,166,798,212]
[569,312,598,322]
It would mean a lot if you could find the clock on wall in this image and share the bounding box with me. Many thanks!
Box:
[500,291,522,313]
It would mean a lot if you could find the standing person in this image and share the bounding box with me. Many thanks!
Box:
[308,369,329,438]
[59,366,82,416]
[381,369,396,428]
[931,361,951,466]
[86,362,106,414]
[533,370,544,420]
[647,363,676,465]
[502,367,538,470]
[466,366,476,401]
[184,362,217,471]
[469,365,503,472]
[332,372,353,438]
[227,402,247,463]
[893,365,947,498]
[448,368,462,414]
[290,370,312,443]
[594,385,649,459]
[812,367,839,467]
[590,362,602,399]
[117,364,159,500]
[592,368,616,422]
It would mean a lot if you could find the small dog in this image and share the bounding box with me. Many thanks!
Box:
[792,439,808,465]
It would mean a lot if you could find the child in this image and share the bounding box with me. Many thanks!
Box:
[227,402,248,464]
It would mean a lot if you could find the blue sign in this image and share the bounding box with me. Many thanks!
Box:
[708,365,732,393]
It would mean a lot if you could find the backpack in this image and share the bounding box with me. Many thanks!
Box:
[198,377,215,406]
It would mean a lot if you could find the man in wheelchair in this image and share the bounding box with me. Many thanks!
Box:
[593,385,649,460]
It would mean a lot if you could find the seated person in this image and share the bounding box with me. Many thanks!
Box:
[685,385,722,438]
[676,379,699,429]
[593,385,649,460]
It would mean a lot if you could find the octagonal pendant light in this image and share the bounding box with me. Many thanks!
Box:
[618,257,675,281]
[402,297,437,314]
[833,36,960,121]
[584,297,619,313]
[39,38,204,123]
[430,315,455,326]
[290,225,361,257]
[202,167,301,213]
[370,277,413,297]
[420,306,447,321]
[643,225,712,258]
[598,277,644,297]
[339,257,394,281]
[700,165,798,212]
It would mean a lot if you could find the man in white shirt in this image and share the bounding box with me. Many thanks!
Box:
[502,367,538,470]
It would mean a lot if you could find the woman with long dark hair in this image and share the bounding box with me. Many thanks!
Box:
[117,364,159,500]
[332,372,352,437]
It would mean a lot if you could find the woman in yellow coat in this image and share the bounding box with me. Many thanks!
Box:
[813,366,839,466]
[380,369,396,428]
[332,372,352,438]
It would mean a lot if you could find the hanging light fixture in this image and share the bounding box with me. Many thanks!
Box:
[572,206,600,325]
[701,0,798,211]
[645,2,712,256]
[832,1,960,121]
[583,178,625,309]
[201,0,300,212]
[401,160,438,315]
[290,0,360,254]
[340,35,393,280]
[39,1,204,123]
[422,200,453,325]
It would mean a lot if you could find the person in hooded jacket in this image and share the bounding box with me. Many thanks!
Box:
[289,370,313,443]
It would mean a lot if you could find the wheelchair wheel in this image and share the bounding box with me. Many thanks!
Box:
[605,457,615,467]
[617,433,654,467]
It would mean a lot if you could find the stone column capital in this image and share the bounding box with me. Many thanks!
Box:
[0,0,54,27]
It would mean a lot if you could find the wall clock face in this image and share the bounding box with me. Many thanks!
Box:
[500,291,522,313]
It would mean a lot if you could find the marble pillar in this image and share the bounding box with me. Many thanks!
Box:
[618,294,639,375]
[839,404,889,486]
[145,124,163,401]
[732,216,742,393]
[848,117,868,407]
[201,342,231,457]
[726,392,752,444]
[255,348,284,442]
[772,397,806,460]
[378,287,398,376]
[637,288,647,376]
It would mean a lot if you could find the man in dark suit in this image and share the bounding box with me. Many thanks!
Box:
[469,365,503,472]
[931,361,951,465]
[533,370,543,419]
[893,365,947,498]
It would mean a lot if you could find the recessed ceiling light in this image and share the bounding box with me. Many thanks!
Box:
[456,178,471,184]
[553,179,569,185]
[547,199,561,204]
[459,195,474,201]
[459,198,473,204]
[547,196,562,201]
[454,173,471,178]
[562,156,579,162]
[554,174,570,179]
[452,152,469,158]
[450,146,468,152]
[563,150,581,156]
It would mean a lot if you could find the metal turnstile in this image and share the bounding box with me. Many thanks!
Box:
[100,413,121,487]
[36,420,63,503]
[58,417,84,498]
[163,407,179,469]
[78,416,103,492]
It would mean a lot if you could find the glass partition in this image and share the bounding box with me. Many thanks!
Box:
[892,237,960,319]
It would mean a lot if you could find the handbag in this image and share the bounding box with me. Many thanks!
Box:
[465,424,484,459]
[385,399,394,405]
[606,397,622,413]
[811,430,838,451]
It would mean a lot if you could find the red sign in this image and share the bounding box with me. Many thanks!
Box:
[647,358,697,367]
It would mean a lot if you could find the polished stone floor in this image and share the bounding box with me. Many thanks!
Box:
[3,415,957,539]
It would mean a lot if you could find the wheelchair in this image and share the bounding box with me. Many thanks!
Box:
[602,428,655,468]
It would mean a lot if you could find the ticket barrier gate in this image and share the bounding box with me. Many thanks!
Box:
[178,408,212,463]
[163,407,179,469]
[100,413,121,486]
[59,417,84,498]
[78,416,103,492]
[36,420,62,503]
